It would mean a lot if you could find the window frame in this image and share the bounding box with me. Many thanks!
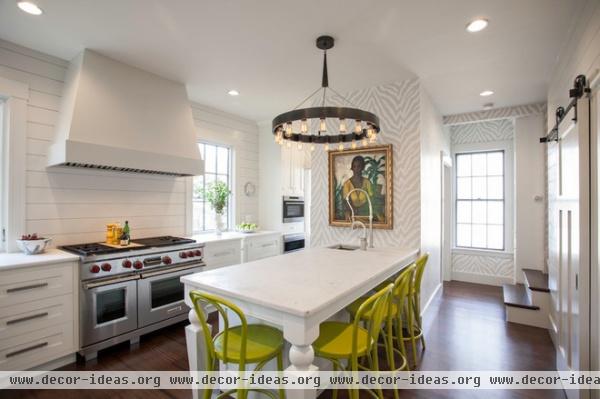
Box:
[452,140,514,255]
[0,100,4,252]
[454,149,505,251]
[192,141,233,234]
[0,77,29,253]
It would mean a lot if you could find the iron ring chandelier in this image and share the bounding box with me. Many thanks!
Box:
[272,35,381,151]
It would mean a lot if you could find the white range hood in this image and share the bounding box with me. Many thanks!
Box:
[48,49,203,176]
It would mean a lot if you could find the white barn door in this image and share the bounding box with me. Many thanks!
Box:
[548,96,591,399]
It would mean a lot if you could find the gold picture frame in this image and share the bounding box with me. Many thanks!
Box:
[328,144,393,229]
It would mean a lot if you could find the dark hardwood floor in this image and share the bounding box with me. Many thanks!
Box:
[0,281,564,399]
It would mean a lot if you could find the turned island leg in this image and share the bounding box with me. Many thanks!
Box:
[285,320,320,399]
[186,308,209,399]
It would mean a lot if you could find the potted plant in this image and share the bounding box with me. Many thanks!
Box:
[198,181,231,235]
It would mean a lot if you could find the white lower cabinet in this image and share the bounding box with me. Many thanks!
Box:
[0,261,79,370]
[203,239,243,270]
[243,233,282,262]
[202,233,283,270]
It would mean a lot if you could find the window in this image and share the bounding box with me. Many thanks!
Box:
[0,100,4,252]
[192,142,232,233]
[455,150,504,250]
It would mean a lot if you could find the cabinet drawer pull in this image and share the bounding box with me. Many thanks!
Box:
[7,283,49,293]
[6,342,48,358]
[6,312,49,325]
[167,306,183,313]
[214,251,231,257]
[261,243,275,248]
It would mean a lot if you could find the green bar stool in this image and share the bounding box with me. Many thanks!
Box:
[347,264,415,372]
[411,253,429,351]
[313,284,393,399]
[189,291,286,399]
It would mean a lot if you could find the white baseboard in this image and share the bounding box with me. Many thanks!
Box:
[451,271,513,286]
[421,283,442,323]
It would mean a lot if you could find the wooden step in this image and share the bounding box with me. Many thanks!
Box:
[502,284,539,310]
[523,268,550,292]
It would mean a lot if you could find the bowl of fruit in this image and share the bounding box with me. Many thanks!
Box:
[16,234,52,255]
[236,223,258,234]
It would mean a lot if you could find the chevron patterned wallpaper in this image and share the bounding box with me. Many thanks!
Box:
[443,103,546,125]
[450,118,514,145]
[450,118,516,283]
[309,79,421,249]
[451,253,513,278]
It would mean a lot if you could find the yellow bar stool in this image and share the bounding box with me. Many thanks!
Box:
[189,291,286,399]
[347,264,415,372]
[412,254,429,348]
[401,253,429,366]
[313,284,393,399]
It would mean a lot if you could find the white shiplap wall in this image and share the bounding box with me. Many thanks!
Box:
[0,39,259,246]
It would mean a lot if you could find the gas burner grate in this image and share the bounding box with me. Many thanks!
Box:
[131,236,196,247]
[60,243,134,256]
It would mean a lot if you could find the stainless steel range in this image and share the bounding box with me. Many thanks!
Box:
[61,236,205,361]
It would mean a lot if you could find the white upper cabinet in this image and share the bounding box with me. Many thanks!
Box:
[281,146,306,197]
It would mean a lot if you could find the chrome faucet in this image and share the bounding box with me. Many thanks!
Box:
[351,220,368,251]
[345,188,374,248]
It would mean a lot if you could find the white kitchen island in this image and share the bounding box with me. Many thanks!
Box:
[181,245,418,399]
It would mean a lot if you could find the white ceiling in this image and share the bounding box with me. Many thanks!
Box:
[0,0,585,121]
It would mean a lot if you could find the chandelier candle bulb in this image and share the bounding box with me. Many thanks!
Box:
[286,141,291,148]
[362,138,368,147]
[285,123,292,137]
[338,142,344,151]
[319,118,327,132]
[310,143,315,152]
[324,143,330,151]
[300,119,308,133]
[298,142,303,150]
[351,140,357,149]
[339,118,347,133]
[354,120,362,133]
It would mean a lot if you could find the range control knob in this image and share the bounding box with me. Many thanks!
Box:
[162,256,172,265]
[194,249,202,257]
[179,252,188,259]
[101,263,112,272]
[187,251,194,257]
[90,264,100,273]
[133,261,143,270]
[122,260,132,268]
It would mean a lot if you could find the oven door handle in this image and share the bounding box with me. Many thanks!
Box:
[140,262,205,279]
[83,274,140,289]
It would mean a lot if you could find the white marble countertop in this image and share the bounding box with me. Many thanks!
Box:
[188,230,281,244]
[0,248,80,271]
[182,245,418,317]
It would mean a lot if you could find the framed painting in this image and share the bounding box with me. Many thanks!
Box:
[328,144,393,229]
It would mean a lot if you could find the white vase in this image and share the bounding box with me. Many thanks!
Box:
[215,213,225,236]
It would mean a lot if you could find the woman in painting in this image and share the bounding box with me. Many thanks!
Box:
[342,155,374,219]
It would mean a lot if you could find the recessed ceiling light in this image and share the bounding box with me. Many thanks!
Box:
[466,18,488,33]
[17,1,43,15]
[480,90,494,97]
[227,89,239,96]
[483,102,494,110]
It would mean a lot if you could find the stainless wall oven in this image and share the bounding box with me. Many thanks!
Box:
[283,233,305,253]
[283,196,304,223]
